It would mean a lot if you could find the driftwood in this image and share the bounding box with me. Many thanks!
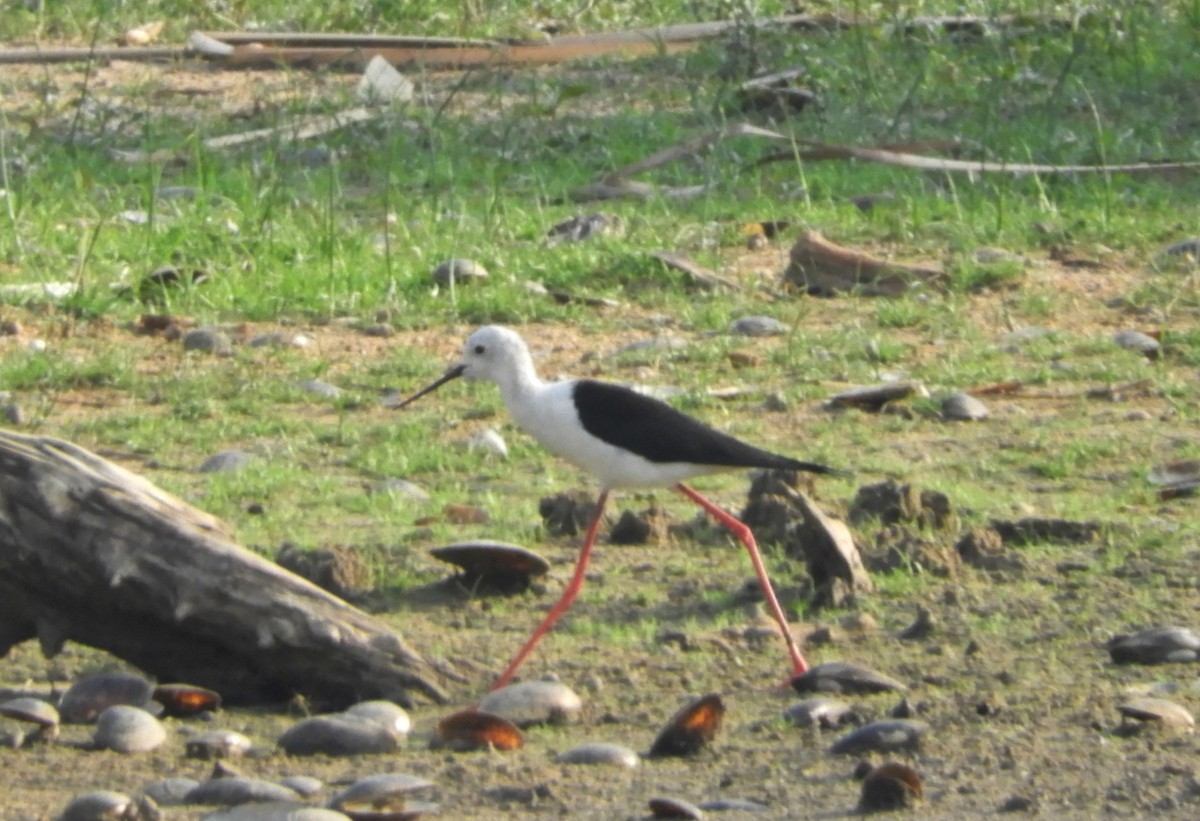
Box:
[0,431,449,708]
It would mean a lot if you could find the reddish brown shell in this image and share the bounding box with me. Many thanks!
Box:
[153,684,222,717]
[433,709,523,752]
[647,693,725,758]
[859,762,923,812]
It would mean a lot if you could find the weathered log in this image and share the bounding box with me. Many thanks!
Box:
[0,431,449,708]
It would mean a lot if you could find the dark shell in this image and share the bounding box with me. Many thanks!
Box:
[1107,626,1200,664]
[647,796,705,819]
[647,694,725,758]
[60,672,154,723]
[859,762,923,812]
[429,541,550,594]
[153,684,222,717]
[829,719,928,755]
[433,709,523,752]
[278,715,399,756]
[791,662,907,695]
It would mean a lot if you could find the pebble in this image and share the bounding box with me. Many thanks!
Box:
[1112,330,1160,359]
[368,478,431,500]
[941,391,989,421]
[557,741,640,768]
[198,449,255,474]
[432,258,488,286]
[479,680,583,726]
[296,379,342,399]
[182,326,233,354]
[93,705,167,753]
[828,719,929,755]
[330,773,434,810]
[278,776,323,797]
[467,427,508,457]
[730,315,789,337]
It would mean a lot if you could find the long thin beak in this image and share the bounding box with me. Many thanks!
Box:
[390,363,466,409]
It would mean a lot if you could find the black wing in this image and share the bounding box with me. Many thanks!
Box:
[572,380,839,475]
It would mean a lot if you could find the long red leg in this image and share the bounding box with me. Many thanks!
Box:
[677,483,809,676]
[490,489,611,691]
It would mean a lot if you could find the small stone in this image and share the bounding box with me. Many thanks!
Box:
[182,326,233,354]
[3,403,24,425]
[941,391,989,421]
[184,777,301,806]
[198,449,255,474]
[369,478,430,500]
[792,661,907,695]
[185,730,253,759]
[1117,696,1195,729]
[277,714,399,756]
[361,323,394,337]
[142,777,199,806]
[1113,330,1160,360]
[297,379,342,399]
[467,427,508,457]
[730,315,790,337]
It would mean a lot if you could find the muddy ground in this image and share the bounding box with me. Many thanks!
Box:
[2,52,1200,821]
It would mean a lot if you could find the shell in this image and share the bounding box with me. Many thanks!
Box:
[342,701,411,738]
[647,694,725,758]
[1117,697,1195,729]
[59,790,157,821]
[278,714,400,756]
[556,741,640,768]
[60,672,154,723]
[433,709,523,752]
[783,697,855,729]
[0,695,60,744]
[93,705,167,753]
[201,802,350,821]
[429,541,550,594]
[859,762,923,812]
[647,796,705,819]
[185,729,253,759]
[184,777,301,806]
[1107,626,1200,664]
[153,683,222,717]
[829,719,929,755]
[792,662,907,695]
[141,777,200,806]
[330,773,435,811]
[479,680,582,727]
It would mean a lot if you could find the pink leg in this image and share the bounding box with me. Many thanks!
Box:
[490,490,611,691]
[677,483,809,676]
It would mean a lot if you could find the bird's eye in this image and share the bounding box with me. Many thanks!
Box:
[473,344,485,355]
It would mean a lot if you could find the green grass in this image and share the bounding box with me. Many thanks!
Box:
[1,1,1199,635]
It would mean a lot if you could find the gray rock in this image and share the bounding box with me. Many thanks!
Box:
[184,777,301,806]
[277,714,399,756]
[198,449,255,474]
[942,391,990,421]
[792,661,907,695]
[1108,626,1200,664]
[479,680,582,726]
[557,741,640,768]
[182,326,232,354]
[93,705,166,753]
[432,258,488,286]
[730,315,790,337]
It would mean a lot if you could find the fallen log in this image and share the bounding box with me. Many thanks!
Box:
[0,431,448,708]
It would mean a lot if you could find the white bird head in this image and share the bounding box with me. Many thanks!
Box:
[391,325,538,408]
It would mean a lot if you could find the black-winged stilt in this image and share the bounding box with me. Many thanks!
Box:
[395,325,844,690]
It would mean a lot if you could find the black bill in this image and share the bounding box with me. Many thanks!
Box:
[389,363,466,409]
